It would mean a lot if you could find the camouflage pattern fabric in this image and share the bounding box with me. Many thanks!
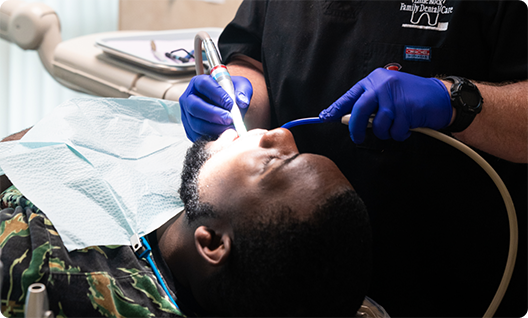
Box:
[0,186,183,317]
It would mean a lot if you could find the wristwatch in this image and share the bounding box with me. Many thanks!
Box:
[443,76,483,133]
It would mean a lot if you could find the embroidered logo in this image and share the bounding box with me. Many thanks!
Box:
[399,0,453,31]
[404,46,432,61]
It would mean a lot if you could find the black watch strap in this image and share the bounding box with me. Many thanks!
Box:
[444,76,483,133]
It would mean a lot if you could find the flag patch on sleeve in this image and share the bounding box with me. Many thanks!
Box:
[404,46,431,62]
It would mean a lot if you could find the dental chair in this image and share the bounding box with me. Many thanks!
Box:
[0,0,199,102]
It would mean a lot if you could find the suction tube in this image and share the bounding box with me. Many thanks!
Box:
[410,126,517,318]
[340,115,517,318]
[194,31,247,135]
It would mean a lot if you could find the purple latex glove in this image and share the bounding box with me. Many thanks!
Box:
[319,68,452,143]
[179,74,252,142]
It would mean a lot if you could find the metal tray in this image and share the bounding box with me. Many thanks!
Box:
[95,28,222,75]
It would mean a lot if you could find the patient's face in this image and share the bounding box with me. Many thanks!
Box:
[197,128,353,221]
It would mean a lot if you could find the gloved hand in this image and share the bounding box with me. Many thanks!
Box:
[179,74,253,142]
[319,68,452,143]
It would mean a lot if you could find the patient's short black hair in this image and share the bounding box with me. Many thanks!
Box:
[179,138,372,317]
[179,137,216,223]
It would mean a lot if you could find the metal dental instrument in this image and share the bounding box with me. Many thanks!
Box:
[25,283,54,318]
[150,40,169,62]
[194,31,247,135]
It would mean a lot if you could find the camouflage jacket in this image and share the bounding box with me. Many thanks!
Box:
[0,186,184,317]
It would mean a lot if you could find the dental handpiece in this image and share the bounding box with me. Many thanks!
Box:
[195,32,247,135]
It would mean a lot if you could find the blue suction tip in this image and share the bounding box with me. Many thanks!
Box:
[281,117,323,129]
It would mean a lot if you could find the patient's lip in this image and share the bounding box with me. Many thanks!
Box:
[244,129,268,137]
[212,128,270,153]
[208,129,238,153]
[226,128,268,142]
[219,129,238,142]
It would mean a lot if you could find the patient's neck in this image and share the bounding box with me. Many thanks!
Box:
[156,211,182,241]
[157,211,194,289]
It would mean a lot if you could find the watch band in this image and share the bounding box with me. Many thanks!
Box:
[444,76,483,133]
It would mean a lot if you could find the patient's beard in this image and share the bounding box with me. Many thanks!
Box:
[178,138,213,223]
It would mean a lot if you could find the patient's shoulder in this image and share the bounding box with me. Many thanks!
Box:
[0,128,32,192]
[1,127,32,142]
[0,174,12,195]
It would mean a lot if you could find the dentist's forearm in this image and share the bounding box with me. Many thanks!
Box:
[227,55,271,130]
[442,80,528,163]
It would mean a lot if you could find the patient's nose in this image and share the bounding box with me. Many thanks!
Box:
[259,128,298,153]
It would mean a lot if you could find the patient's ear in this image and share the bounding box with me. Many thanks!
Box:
[194,226,231,266]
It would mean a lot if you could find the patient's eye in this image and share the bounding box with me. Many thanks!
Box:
[260,155,279,173]
[263,156,277,166]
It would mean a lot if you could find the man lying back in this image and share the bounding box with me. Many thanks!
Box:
[0,120,372,317]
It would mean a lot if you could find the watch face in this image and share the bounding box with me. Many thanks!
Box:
[455,81,483,113]
[459,86,481,108]
[445,76,483,132]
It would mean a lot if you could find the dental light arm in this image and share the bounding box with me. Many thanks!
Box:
[0,0,195,100]
[0,0,61,76]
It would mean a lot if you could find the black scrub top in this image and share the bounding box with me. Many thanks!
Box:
[219,1,527,317]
